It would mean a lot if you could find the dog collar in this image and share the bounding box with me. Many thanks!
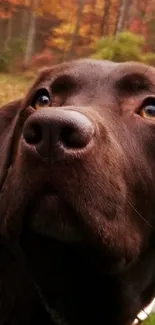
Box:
[133,297,155,324]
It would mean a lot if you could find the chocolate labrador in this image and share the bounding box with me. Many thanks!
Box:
[0,59,155,325]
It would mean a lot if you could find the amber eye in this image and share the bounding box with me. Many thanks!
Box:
[34,94,50,110]
[139,98,155,120]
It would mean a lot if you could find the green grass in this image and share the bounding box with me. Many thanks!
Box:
[142,313,155,324]
[0,73,35,106]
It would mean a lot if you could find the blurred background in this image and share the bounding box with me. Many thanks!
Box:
[0,0,155,105]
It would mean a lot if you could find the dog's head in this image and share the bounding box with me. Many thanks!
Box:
[1,59,155,275]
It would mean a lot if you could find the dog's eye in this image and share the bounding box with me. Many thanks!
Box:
[140,98,155,120]
[140,105,155,119]
[34,94,50,110]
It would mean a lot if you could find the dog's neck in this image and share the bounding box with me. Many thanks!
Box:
[35,281,155,325]
[33,246,155,325]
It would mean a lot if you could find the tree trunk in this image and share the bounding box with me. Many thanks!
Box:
[100,0,111,37]
[88,0,96,40]
[114,0,130,35]
[124,0,133,29]
[68,0,85,58]
[21,5,29,38]
[24,0,39,66]
[4,15,13,50]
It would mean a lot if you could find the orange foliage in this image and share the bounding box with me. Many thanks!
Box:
[30,49,56,69]
[0,0,155,62]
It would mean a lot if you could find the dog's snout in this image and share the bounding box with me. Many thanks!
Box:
[23,108,94,159]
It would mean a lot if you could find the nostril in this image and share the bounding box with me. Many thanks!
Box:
[60,123,93,149]
[24,122,42,145]
[60,126,85,149]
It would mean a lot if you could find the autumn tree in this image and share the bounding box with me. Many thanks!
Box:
[24,0,40,66]
[100,0,111,36]
[114,0,131,35]
[0,0,155,72]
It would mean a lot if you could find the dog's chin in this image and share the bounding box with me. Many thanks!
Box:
[21,193,134,275]
[27,194,87,242]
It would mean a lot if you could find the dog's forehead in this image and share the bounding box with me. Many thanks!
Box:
[37,59,117,85]
[38,59,153,84]
[29,60,155,101]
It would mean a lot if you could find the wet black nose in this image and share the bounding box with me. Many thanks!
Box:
[23,108,94,160]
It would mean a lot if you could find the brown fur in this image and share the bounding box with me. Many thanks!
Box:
[0,59,155,324]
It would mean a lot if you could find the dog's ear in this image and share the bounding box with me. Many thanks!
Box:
[0,99,22,188]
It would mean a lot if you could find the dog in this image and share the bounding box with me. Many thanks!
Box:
[0,59,155,325]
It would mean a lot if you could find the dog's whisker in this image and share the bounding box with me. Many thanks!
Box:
[107,180,155,231]
[122,194,155,232]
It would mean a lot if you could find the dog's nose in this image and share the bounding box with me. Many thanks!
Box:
[23,108,94,159]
